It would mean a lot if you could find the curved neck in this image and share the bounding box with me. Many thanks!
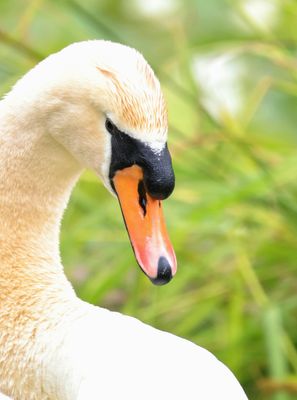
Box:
[0,100,82,298]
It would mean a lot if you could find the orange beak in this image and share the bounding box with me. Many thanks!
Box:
[113,165,177,285]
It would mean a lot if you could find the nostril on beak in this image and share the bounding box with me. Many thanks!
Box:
[150,256,173,286]
[138,180,147,216]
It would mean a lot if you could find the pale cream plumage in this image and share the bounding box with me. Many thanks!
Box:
[0,40,248,400]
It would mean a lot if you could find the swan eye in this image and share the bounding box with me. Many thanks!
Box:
[105,118,117,135]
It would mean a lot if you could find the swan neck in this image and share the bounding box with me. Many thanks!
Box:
[0,102,82,293]
[0,100,87,399]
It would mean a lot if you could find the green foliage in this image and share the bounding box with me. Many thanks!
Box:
[1,1,297,398]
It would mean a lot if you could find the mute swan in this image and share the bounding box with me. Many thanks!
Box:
[0,40,248,400]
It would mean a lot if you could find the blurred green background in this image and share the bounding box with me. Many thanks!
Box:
[1,0,297,398]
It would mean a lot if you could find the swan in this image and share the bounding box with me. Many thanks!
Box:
[0,40,248,400]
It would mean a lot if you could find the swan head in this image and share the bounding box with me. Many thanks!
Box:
[12,40,176,284]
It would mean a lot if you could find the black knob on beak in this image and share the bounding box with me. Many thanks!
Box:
[142,144,175,200]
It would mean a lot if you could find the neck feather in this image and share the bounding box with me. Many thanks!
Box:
[0,99,82,298]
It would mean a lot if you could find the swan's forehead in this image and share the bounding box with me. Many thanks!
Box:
[98,57,168,142]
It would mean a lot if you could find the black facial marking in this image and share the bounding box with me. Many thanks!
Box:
[107,119,175,200]
[138,180,147,217]
[105,118,117,135]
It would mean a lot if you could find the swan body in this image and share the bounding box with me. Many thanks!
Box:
[0,40,248,399]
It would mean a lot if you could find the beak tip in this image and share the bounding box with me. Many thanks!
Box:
[149,256,173,286]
